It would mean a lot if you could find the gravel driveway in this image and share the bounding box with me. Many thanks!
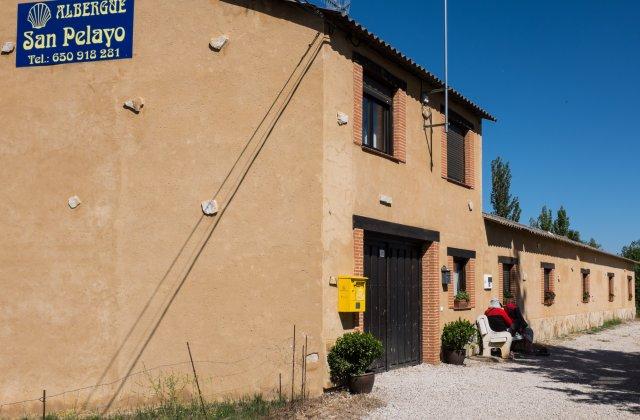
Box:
[368,320,640,419]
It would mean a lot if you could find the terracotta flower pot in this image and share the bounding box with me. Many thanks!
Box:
[348,372,375,394]
[454,300,469,310]
[443,349,466,365]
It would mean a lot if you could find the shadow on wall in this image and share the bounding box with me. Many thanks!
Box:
[505,345,640,415]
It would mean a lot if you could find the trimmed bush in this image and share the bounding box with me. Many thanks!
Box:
[328,332,383,385]
[441,318,476,352]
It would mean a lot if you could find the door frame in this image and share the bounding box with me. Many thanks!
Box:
[363,231,426,371]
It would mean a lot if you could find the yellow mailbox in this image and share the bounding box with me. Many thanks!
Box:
[337,275,367,313]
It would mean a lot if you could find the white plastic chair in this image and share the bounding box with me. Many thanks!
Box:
[476,315,513,359]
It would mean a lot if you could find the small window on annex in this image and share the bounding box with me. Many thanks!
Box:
[608,273,615,302]
[544,268,552,294]
[503,264,513,299]
[582,270,590,303]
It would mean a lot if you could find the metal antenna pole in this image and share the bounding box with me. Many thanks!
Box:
[444,0,449,133]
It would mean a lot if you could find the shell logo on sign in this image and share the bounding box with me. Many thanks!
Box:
[27,3,52,30]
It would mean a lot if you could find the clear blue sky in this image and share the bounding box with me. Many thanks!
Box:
[316,0,640,254]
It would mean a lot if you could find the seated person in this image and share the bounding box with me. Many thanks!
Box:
[504,300,548,355]
[505,301,527,337]
[484,298,513,332]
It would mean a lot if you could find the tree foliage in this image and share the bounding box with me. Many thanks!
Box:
[587,238,602,249]
[553,206,570,236]
[530,205,601,249]
[530,205,553,231]
[490,157,521,222]
[620,240,640,315]
[567,229,582,242]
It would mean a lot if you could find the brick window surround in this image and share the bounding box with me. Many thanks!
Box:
[352,228,441,364]
[441,124,475,189]
[446,250,476,310]
[541,263,556,305]
[498,262,519,303]
[353,61,406,163]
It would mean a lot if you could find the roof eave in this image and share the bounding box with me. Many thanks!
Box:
[319,9,496,122]
[483,213,638,266]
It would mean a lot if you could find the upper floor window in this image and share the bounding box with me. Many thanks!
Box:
[447,121,468,183]
[362,75,393,155]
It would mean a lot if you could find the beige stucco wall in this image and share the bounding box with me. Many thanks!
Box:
[0,0,327,416]
[319,22,486,372]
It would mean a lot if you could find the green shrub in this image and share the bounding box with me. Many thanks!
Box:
[454,291,470,302]
[503,290,513,299]
[583,291,590,302]
[327,332,383,385]
[544,290,556,301]
[441,318,476,351]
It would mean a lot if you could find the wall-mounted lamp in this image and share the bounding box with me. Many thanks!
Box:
[441,265,451,285]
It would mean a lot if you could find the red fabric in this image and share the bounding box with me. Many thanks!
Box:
[484,307,513,327]
[505,302,518,315]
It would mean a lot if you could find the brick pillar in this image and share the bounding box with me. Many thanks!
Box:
[353,228,364,331]
[392,88,406,163]
[422,241,440,364]
[353,63,363,146]
[464,131,475,188]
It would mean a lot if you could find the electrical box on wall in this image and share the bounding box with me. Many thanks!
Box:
[484,274,493,290]
[337,275,367,313]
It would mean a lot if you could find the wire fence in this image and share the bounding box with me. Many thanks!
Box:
[0,327,316,417]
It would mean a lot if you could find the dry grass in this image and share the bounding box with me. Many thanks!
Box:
[269,391,384,419]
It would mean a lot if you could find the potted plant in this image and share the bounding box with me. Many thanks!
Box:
[327,331,383,394]
[441,318,476,365]
[453,291,470,309]
[582,291,590,303]
[544,290,556,305]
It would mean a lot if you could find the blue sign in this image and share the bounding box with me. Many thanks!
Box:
[16,0,135,67]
